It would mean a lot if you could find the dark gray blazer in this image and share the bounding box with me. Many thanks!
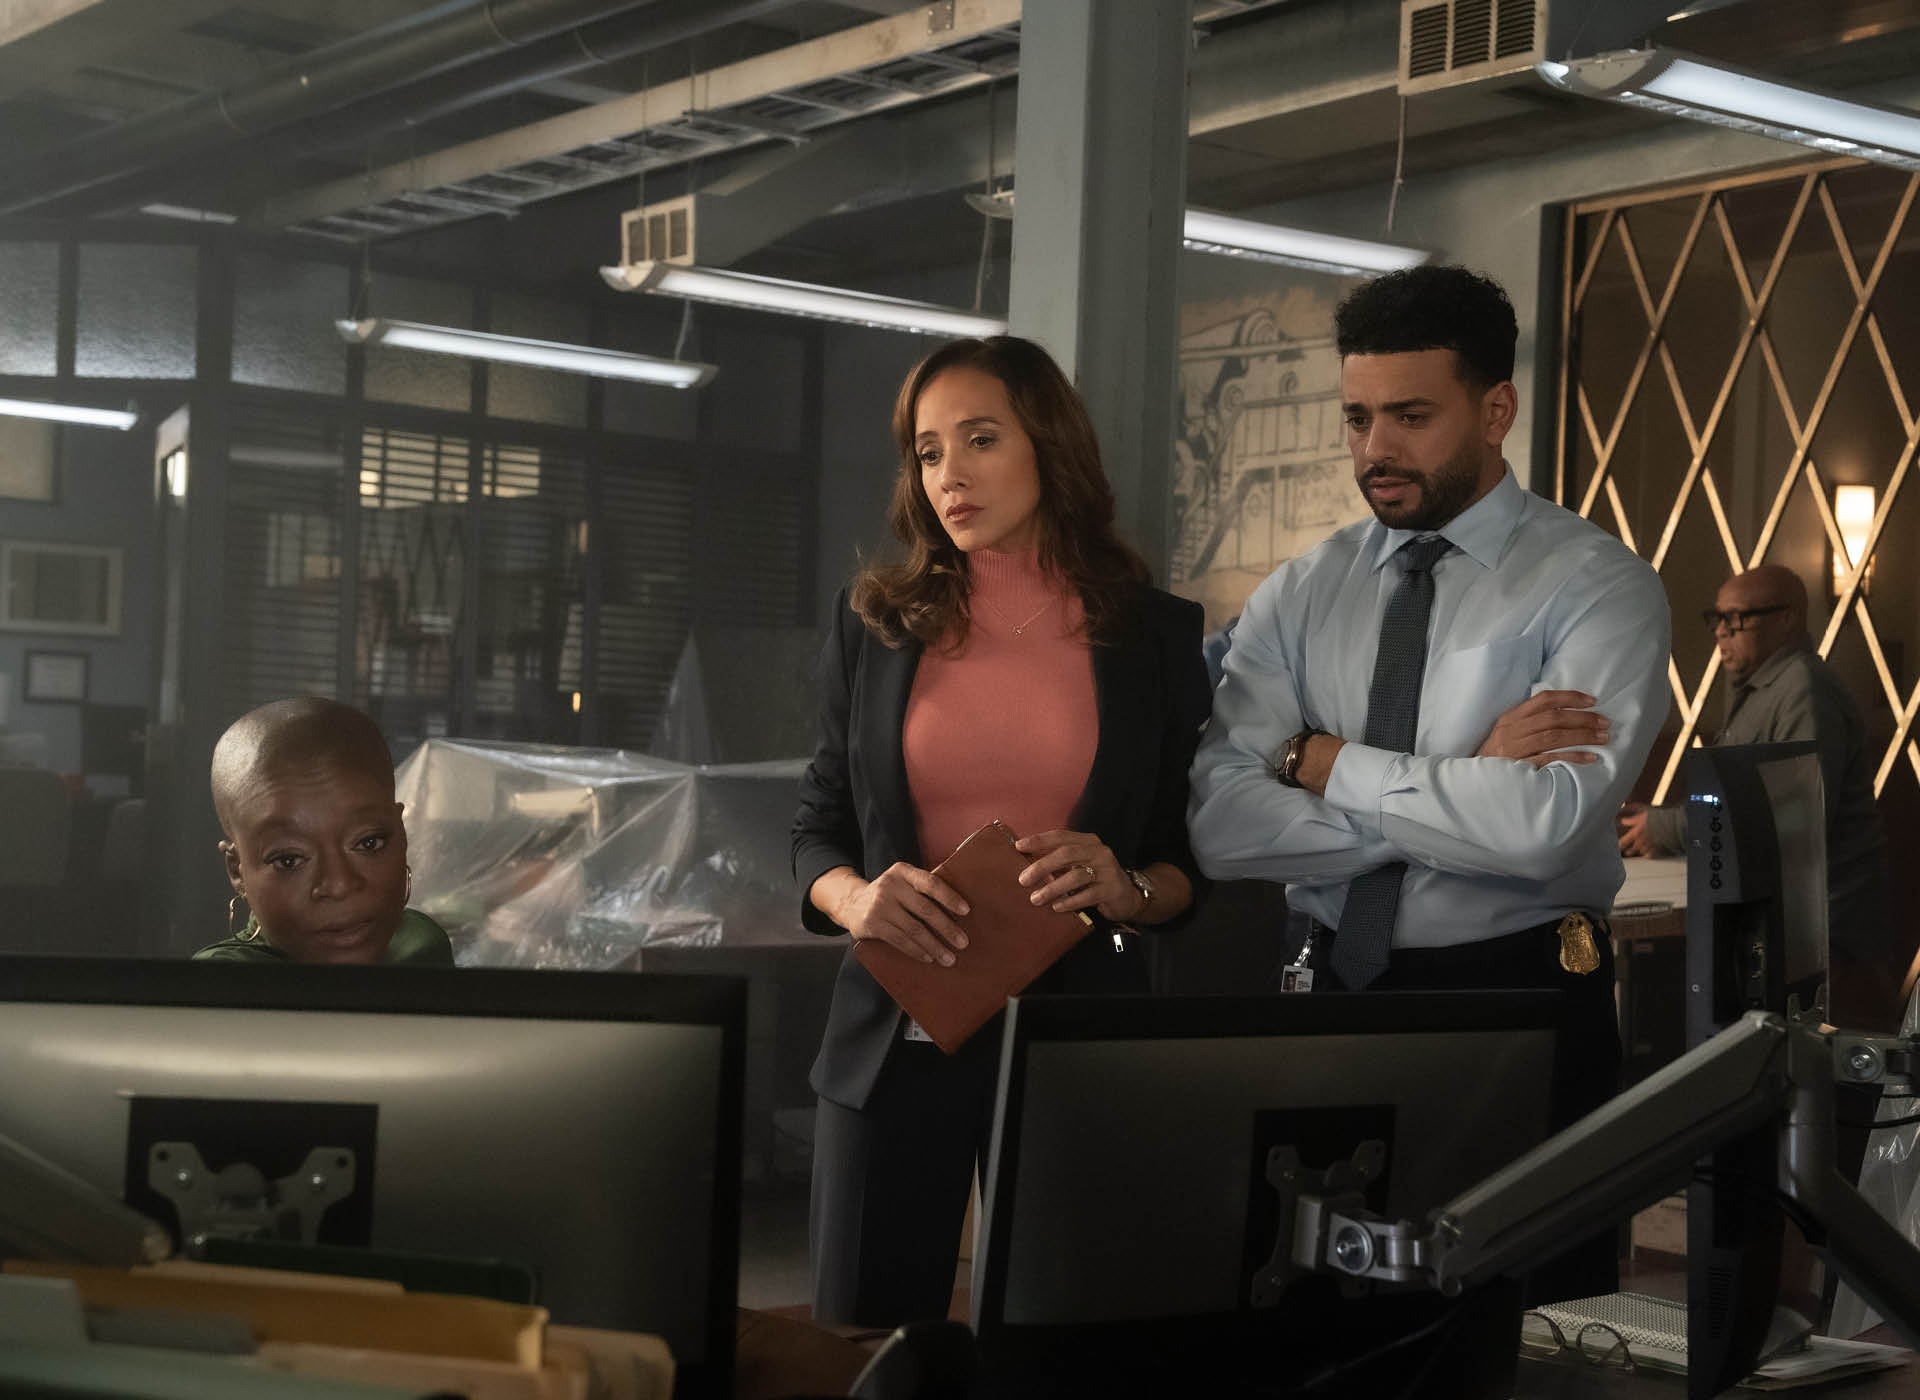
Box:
[1645,641,1889,959]
[792,583,1211,1110]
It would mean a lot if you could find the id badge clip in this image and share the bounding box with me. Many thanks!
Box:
[1281,927,1316,994]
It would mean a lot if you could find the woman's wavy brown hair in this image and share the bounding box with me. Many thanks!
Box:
[850,335,1150,649]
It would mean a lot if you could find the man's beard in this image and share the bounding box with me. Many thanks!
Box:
[1360,442,1483,532]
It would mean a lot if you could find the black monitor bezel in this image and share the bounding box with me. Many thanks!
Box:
[0,955,746,1400]
[1681,741,1828,1399]
[975,988,1567,1341]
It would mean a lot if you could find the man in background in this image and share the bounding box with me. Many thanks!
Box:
[1620,564,1896,1021]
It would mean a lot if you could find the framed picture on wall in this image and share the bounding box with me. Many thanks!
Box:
[0,539,123,636]
[23,649,88,704]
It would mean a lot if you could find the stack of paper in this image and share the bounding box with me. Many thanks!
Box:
[0,1262,673,1400]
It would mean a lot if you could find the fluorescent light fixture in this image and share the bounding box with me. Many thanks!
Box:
[139,203,238,225]
[334,317,716,389]
[1182,209,1430,276]
[1538,49,1920,172]
[961,190,1429,278]
[0,396,138,430]
[601,261,1008,338]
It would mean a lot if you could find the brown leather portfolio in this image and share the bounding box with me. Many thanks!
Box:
[854,819,1092,1054]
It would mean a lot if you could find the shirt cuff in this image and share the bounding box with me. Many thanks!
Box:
[1323,740,1395,824]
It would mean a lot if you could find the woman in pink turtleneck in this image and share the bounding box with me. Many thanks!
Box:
[793,335,1211,1328]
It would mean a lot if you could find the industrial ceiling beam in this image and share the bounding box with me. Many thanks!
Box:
[0,0,230,100]
[0,0,683,216]
[252,0,1023,229]
[1187,0,1399,138]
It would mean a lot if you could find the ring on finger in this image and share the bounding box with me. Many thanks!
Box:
[1078,862,1097,885]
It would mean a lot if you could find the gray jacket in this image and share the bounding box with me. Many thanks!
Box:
[1645,640,1888,958]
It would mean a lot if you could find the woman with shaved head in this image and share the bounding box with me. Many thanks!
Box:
[195,697,453,965]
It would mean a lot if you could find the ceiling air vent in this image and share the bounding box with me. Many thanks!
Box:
[1406,5,1450,79]
[1399,0,1543,95]
[1495,0,1536,58]
[620,194,696,267]
[1454,0,1494,67]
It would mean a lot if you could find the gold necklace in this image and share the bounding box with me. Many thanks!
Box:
[980,594,1054,636]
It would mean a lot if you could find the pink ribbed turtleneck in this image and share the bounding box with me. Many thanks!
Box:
[903,549,1098,866]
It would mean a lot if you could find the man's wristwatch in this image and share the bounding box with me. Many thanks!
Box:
[1275,729,1321,788]
[1123,867,1155,919]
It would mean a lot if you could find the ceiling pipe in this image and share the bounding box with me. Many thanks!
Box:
[0,0,682,217]
[329,0,802,136]
[32,0,800,222]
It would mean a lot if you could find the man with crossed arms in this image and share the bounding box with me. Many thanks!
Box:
[1188,265,1672,1301]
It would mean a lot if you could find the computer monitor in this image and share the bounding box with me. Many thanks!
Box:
[1682,741,1828,1398]
[0,957,745,1400]
[1685,741,1828,1047]
[972,990,1564,1398]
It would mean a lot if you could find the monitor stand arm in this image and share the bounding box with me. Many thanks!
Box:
[0,1130,171,1266]
[1277,1011,1920,1349]
[1780,1020,1920,1348]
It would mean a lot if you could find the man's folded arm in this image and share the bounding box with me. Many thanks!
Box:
[1188,602,1397,884]
[1321,562,1673,883]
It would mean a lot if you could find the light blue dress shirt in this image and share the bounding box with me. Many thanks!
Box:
[1188,470,1672,949]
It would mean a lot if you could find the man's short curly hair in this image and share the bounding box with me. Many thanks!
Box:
[1334,265,1517,389]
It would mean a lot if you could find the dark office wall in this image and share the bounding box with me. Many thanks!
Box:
[0,422,157,774]
[811,259,1005,623]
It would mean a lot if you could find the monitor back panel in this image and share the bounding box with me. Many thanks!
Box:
[0,960,743,1395]
[977,991,1560,1330]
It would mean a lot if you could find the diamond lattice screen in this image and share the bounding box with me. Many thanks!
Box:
[1558,159,1920,812]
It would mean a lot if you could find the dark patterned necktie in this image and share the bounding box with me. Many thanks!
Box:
[1331,534,1453,991]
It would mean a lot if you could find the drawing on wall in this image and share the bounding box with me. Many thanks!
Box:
[1170,285,1370,632]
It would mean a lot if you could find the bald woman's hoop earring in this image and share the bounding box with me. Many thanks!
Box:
[405,865,413,906]
[230,895,260,941]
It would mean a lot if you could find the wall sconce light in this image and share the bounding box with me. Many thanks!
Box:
[1833,483,1876,594]
[162,449,188,501]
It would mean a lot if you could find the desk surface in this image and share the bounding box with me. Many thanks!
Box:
[1514,1347,1912,1398]
[1516,1268,1916,1398]
[1616,856,1687,915]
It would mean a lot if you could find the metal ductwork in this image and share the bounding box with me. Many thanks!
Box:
[0,0,688,216]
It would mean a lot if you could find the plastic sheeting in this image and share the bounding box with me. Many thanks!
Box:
[1828,986,1920,1338]
[395,738,815,967]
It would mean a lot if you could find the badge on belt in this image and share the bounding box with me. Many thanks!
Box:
[1280,925,1316,993]
[1556,911,1602,975]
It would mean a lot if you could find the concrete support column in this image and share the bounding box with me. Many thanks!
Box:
[1008,0,1189,579]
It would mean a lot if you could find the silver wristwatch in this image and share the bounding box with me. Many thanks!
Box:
[1123,866,1155,917]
